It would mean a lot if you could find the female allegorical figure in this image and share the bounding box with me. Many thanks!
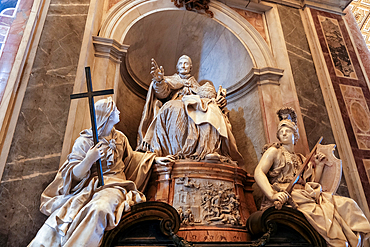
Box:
[29,97,172,247]
[254,107,370,246]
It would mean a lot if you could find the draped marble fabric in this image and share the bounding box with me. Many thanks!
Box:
[292,182,370,246]
[262,146,370,247]
[137,74,244,166]
[29,98,155,247]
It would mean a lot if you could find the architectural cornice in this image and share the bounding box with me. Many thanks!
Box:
[221,0,351,14]
[227,67,284,102]
[92,36,129,63]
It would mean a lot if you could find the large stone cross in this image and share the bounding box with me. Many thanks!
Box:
[70,67,114,187]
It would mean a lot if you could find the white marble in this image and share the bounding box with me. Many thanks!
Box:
[123,10,253,94]
[254,107,370,246]
[137,55,244,165]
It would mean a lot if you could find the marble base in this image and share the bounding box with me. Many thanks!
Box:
[146,161,256,242]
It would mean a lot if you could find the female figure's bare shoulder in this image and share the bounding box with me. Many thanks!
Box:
[262,143,282,159]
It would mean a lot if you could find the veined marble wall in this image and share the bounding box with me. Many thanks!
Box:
[230,8,269,45]
[0,0,89,246]
[275,5,349,197]
[1,0,367,245]
[309,8,370,208]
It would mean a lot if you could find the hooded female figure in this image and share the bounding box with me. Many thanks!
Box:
[29,97,169,247]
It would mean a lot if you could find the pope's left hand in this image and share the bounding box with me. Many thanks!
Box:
[155,155,175,166]
[216,95,227,109]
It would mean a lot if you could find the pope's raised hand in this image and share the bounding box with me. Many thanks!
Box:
[150,58,164,82]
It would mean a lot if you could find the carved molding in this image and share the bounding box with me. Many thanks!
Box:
[120,63,284,103]
[227,67,284,103]
[247,207,327,247]
[92,36,129,63]
[221,0,272,13]
[101,201,181,246]
[261,0,351,14]
[0,0,50,180]
[303,0,350,14]
[100,0,276,68]
[119,54,147,100]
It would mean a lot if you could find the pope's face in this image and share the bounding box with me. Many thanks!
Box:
[177,58,191,75]
[278,126,295,145]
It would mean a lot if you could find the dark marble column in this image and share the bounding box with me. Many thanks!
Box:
[0,0,89,246]
[276,5,349,197]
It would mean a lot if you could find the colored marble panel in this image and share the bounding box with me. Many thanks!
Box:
[310,8,370,210]
[363,159,370,184]
[318,15,358,79]
[344,8,370,90]
[109,0,121,10]
[231,8,268,44]
[340,84,370,150]
[276,5,337,156]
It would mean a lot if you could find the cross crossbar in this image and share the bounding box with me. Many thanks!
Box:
[70,67,114,187]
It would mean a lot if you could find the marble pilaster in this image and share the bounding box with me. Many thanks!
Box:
[276,5,350,197]
[301,6,370,217]
[0,0,89,246]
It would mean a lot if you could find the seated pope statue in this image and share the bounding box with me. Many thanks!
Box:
[137,55,244,166]
[254,107,370,246]
[28,97,172,247]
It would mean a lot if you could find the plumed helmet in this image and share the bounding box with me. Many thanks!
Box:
[276,107,299,144]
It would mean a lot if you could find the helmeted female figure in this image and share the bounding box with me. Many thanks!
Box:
[254,107,370,247]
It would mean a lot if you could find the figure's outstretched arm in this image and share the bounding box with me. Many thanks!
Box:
[150,58,172,99]
[72,142,104,180]
[151,58,164,82]
[255,147,289,204]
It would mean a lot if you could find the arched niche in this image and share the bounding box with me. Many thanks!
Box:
[121,9,254,99]
[62,0,285,173]
[100,0,275,69]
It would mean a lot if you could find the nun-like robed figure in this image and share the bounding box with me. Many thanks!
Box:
[29,97,172,247]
